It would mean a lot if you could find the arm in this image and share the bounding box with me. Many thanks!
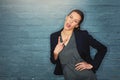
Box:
[50,34,58,64]
[87,31,107,71]
[50,33,65,64]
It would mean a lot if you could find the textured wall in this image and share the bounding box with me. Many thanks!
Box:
[0,0,120,80]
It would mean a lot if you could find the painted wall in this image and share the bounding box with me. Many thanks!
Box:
[0,0,120,80]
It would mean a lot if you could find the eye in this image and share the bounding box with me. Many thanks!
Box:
[74,20,78,23]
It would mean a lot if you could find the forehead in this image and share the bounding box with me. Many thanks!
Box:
[69,12,81,20]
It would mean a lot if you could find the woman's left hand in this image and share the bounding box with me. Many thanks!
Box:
[75,61,93,71]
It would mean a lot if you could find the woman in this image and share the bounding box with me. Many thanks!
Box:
[50,9,107,80]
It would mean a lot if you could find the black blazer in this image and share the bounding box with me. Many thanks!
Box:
[50,29,107,75]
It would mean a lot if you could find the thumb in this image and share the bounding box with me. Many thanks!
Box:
[63,38,67,44]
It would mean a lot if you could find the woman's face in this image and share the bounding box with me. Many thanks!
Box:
[64,12,81,31]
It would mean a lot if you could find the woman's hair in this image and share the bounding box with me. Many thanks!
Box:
[68,9,84,29]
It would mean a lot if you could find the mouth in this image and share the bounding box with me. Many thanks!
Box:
[66,23,71,28]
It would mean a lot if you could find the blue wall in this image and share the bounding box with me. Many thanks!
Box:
[0,0,120,80]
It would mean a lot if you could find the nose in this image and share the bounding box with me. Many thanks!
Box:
[70,19,73,23]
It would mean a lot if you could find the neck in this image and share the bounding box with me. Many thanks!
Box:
[62,29,73,36]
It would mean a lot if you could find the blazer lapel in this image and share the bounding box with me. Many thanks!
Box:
[74,29,85,55]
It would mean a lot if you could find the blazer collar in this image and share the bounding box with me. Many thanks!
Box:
[58,28,82,48]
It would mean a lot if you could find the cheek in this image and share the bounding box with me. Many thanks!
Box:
[72,23,78,27]
[70,24,77,29]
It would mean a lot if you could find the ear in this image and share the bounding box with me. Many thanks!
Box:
[75,25,79,28]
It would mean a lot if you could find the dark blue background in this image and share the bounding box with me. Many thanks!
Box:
[0,0,120,80]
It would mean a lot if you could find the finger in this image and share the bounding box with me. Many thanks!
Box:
[75,66,80,70]
[79,67,86,71]
[75,66,83,71]
[62,38,67,44]
[75,61,87,66]
[75,62,82,66]
[60,42,65,47]
[58,36,60,44]
[75,64,82,70]
[75,65,86,71]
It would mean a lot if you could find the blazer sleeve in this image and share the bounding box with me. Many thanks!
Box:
[50,33,59,64]
[86,31,107,71]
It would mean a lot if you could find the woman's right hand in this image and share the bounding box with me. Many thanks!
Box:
[53,36,67,60]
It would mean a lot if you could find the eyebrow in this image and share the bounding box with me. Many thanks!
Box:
[70,14,80,21]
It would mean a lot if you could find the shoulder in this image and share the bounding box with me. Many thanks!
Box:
[50,30,61,38]
[74,29,89,35]
[50,29,62,41]
[81,30,88,34]
[51,31,60,36]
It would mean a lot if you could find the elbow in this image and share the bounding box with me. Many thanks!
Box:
[50,57,56,64]
[50,53,58,64]
[102,45,107,54]
[50,50,57,64]
[98,44,107,55]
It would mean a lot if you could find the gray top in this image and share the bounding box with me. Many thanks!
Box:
[59,33,97,80]
[59,33,83,66]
